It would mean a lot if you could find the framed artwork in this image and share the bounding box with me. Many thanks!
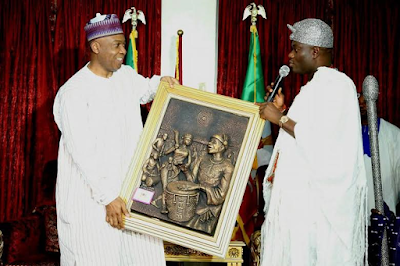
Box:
[120,82,265,257]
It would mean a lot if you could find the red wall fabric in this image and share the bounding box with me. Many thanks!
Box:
[1,0,399,222]
[217,0,400,126]
[333,0,400,123]
[0,0,161,222]
[217,0,329,103]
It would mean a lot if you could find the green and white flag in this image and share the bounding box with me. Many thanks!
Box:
[241,25,265,103]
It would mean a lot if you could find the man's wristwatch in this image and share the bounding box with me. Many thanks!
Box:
[279,115,289,128]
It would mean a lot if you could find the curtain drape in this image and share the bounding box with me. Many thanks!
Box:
[333,0,400,123]
[1,0,399,222]
[217,0,400,126]
[0,0,161,222]
[217,0,330,102]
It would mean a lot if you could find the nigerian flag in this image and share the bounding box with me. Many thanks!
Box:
[241,24,272,168]
[241,25,265,102]
[233,24,273,245]
[126,30,138,70]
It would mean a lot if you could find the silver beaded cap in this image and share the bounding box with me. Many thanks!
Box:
[287,18,333,48]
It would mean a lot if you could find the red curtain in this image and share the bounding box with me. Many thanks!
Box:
[217,0,330,103]
[217,0,400,127]
[0,0,161,222]
[333,0,400,123]
[2,0,399,223]
[0,0,60,222]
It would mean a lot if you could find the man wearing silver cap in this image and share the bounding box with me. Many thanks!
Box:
[258,18,367,265]
[53,13,178,266]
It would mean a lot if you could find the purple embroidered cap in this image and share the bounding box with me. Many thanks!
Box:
[84,13,123,42]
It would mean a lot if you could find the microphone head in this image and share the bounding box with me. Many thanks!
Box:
[279,65,290,77]
[362,75,379,102]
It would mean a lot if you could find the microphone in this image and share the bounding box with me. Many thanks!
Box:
[266,65,290,102]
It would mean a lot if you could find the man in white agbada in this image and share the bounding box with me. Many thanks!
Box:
[258,18,367,265]
[53,13,179,266]
[358,93,400,214]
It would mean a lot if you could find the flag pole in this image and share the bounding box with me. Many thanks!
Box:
[122,7,146,71]
[251,25,257,102]
[130,30,138,70]
[233,2,268,246]
[175,30,183,84]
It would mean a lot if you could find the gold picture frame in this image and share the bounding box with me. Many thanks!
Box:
[120,82,265,257]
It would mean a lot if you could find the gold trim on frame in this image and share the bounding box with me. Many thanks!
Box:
[120,82,264,257]
[164,241,245,264]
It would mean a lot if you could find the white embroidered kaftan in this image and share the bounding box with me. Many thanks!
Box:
[53,64,165,266]
[261,67,367,266]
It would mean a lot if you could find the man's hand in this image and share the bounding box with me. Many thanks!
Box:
[256,102,283,125]
[182,182,201,191]
[255,85,286,125]
[265,84,285,111]
[106,197,130,230]
[161,76,180,88]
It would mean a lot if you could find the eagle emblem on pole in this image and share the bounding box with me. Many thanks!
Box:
[122,7,146,31]
[242,3,267,26]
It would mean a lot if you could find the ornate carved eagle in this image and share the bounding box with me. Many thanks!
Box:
[242,3,267,25]
[122,7,146,30]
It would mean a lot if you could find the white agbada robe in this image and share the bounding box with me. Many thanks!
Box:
[365,118,400,214]
[53,64,166,266]
[261,67,367,266]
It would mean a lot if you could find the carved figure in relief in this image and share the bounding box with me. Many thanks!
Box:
[152,133,168,157]
[164,130,193,170]
[180,133,234,234]
[141,151,160,187]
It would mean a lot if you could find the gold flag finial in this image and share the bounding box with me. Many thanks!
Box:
[122,7,146,33]
[242,3,267,28]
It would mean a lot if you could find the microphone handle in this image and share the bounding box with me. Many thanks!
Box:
[266,76,283,102]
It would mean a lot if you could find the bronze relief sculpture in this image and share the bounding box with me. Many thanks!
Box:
[131,98,247,235]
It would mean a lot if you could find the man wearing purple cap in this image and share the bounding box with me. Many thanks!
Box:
[258,18,367,265]
[53,13,178,266]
